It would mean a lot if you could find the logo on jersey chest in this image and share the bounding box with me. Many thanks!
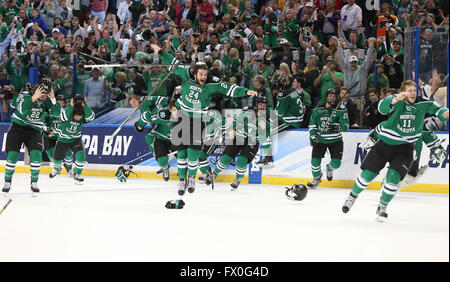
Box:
[186,85,203,103]
[398,106,416,133]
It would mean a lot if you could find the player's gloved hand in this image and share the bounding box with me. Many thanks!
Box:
[431,144,447,164]
[359,133,376,150]
[134,121,144,132]
[310,134,318,146]
[325,123,341,133]
[157,108,171,121]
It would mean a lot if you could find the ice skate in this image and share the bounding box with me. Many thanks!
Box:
[342,193,357,213]
[230,178,241,191]
[258,156,273,167]
[30,181,39,197]
[2,181,11,194]
[326,164,333,181]
[49,168,61,178]
[64,164,73,178]
[376,203,388,222]
[307,172,322,189]
[178,179,186,196]
[74,174,84,185]
[205,171,217,186]
[187,177,195,193]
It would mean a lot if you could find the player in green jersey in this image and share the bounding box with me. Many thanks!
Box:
[151,44,257,196]
[42,95,74,177]
[49,94,95,185]
[359,124,447,189]
[2,79,57,195]
[258,76,307,167]
[135,95,174,181]
[308,88,349,189]
[342,80,449,222]
[206,97,264,190]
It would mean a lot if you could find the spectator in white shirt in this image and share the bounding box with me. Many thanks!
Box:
[340,0,362,37]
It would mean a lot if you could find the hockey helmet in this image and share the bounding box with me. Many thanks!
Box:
[325,88,339,107]
[285,184,308,201]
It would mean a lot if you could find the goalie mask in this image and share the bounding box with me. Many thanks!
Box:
[285,184,308,201]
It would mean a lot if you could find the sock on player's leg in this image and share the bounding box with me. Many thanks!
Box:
[351,170,378,197]
[4,151,19,182]
[29,150,42,183]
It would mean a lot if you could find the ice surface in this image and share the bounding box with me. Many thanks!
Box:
[0,173,448,262]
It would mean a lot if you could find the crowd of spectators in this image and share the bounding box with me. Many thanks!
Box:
[0,0,448,130]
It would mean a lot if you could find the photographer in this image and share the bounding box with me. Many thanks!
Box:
[0,85,15,122]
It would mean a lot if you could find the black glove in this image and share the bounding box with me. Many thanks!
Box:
[134,121,144,132]
[310,134,318,146]
[325,124,341,133]
[157,108,171,121]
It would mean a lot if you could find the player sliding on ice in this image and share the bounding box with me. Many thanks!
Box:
[342,80,449,222]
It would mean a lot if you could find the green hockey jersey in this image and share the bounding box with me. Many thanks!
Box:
[55,105,95,143]
[10,93,54,131]
[309,105,349,144]
[161,51,251,118]
[275,89,305,129]
[137,96,172,142]
[376,96,449,145]
[42,103,64,139]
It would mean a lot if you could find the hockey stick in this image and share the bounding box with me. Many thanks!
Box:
[78,51,179,69]
[83,63,181,69]
[107,62,180,141]
[0,199,12,215]
[315,100,344,140]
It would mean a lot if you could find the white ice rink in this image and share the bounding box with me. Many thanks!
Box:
[0,173,448,262]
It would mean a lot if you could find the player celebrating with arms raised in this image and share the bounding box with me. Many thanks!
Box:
[342,80,449,222]
[150,44,258,196]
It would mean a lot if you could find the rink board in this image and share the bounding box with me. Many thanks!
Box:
[0,124,448,193]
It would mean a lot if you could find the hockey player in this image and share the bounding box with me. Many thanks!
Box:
[342,80,449,222]
[49,94,95,184]
[2,79,57,195]
[42,95,74,177]
[258,76,307,167]
[206,96,263,190]
[359,124,447,188]
[151,44,258,196]
[308,88,349,189]
[135,96,173,181]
